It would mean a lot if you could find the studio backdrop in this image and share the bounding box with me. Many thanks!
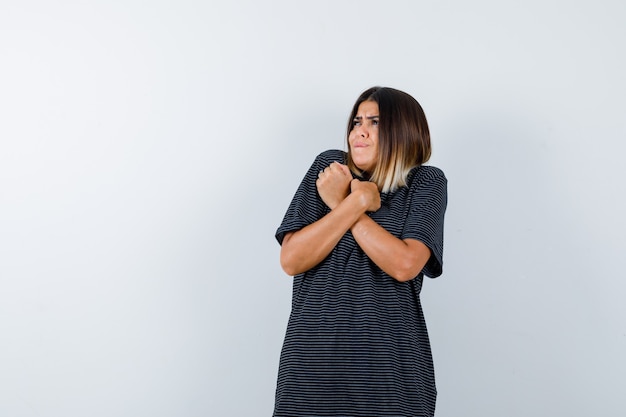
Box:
[1,1,625,416]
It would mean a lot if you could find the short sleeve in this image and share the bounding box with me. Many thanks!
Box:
[401,167,448,278]
[275,150,346,245]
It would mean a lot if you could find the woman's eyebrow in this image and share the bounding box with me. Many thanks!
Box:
[354,115,380,119]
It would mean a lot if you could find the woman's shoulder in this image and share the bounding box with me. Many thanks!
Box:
[407,165,447,187]
[315,149,347,164]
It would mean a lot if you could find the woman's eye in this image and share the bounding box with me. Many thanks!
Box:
[352,119,361,126]
[372,119,379,126]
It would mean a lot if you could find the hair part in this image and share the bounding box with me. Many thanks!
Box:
[346,87,431,193]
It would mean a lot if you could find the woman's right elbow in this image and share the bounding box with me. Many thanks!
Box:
[281,264,298,276]
[280,251,300,276]
[280,234,313,275]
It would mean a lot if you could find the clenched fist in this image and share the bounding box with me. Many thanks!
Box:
[350,179,381,212]
[316,162,352,209]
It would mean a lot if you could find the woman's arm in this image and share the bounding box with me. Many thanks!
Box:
[349,180,431,282]
[350,215,431,282]
[280,163,431,280]
[280,162,372,276]
[280,189,374,276]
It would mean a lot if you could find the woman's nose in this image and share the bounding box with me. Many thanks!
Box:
[357,124,369,137]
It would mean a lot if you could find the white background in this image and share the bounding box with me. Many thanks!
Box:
[1,1,625,416]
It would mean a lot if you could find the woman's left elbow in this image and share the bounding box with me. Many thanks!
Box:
[392,271,418,282]
[391,258,427,282]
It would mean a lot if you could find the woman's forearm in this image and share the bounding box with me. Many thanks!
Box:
[280,192,369,276]
[350,214,431,282]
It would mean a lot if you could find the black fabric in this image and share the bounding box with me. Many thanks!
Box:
[274,149,448,417]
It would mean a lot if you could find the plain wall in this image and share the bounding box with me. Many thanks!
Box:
[1,1,625,416]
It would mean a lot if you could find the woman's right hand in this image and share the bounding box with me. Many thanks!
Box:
[350,179,381,212]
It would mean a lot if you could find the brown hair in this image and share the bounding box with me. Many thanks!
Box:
[346,87,431,192]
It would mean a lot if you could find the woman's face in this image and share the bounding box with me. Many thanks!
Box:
[349,100,379,173]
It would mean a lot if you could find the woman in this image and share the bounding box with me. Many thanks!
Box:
[273,87,447,417]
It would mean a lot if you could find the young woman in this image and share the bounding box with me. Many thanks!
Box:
[274,87,448,417]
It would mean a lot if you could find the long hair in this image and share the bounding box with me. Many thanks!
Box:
[346,87,431,193]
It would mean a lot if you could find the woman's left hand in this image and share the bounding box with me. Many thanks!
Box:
[316,162,352,209]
